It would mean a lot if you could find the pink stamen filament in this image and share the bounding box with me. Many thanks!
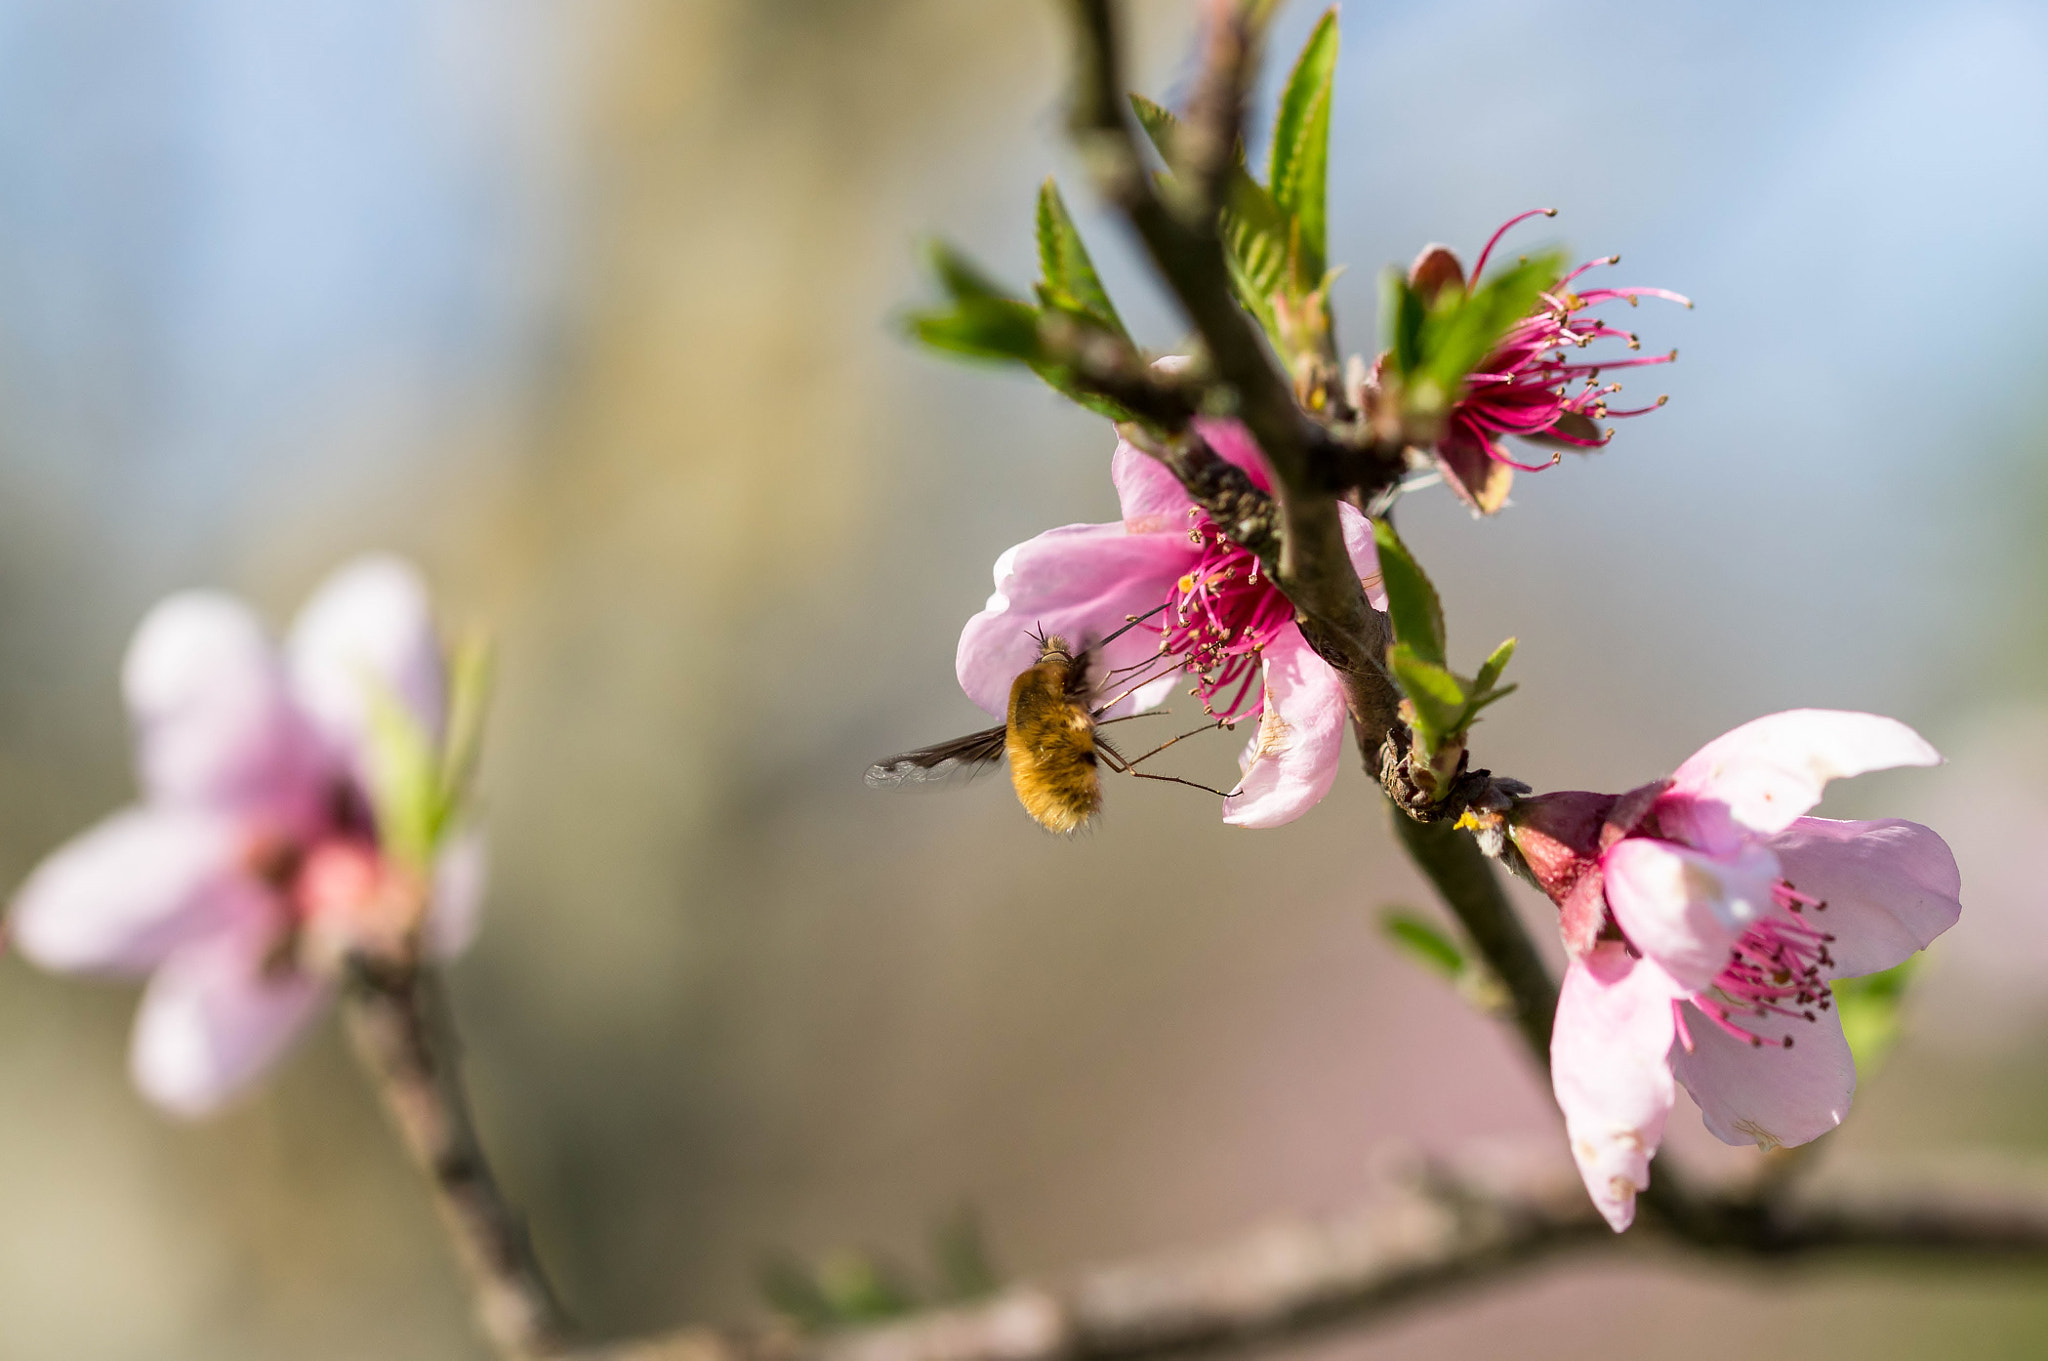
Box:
[1129,511,1296,723]
[1685,884,1837,1049]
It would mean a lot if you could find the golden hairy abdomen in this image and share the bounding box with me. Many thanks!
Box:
[1005,658,1100,834]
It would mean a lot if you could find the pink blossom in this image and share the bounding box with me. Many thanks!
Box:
[9,556,484,1117]
[1407,209,1688,515]
[956,420,1387,828]
[1511,710,1960,1230]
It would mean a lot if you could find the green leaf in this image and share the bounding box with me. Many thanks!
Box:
[1268,7,1339,282]
[1472,636,1517,696]
[1129,92,1181,163]
[1128,93,1292,343]
[758,1256,838,1333]
[1388,644,1467,742]
[1380,909,1466,979]
[1035,178,1124,334]
[363,681,441,871]
[931,1208,1000,1302]
[1833,957,1920,1073]
[432,629,492,843]
[1380,267,1424,377]
[908,299,1044,364]
[816,1253,915,1324]
[1371,520,1446,666]
[1414,251,1563,403]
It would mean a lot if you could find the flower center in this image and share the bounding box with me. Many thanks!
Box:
[1148,509,1295,722]
[1677,881,1836,1050]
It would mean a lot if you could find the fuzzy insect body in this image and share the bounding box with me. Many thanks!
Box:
[1002,637,1101,834]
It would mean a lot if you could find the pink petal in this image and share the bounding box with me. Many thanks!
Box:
[424,827,489,961]
[10,809,271,976]
[1221,630,1348,828]
[1664,710,1941,848]
[1767,817,1961,978]
[1672,1001,1854,1150]
[1603,837,1782,992]
[1190,417,1276,491]
[123,592,321,823]
[286,555,447,779]
[955,524,1189,719]
[1111,439,1196,533]
[1335,502,1389,611]
[129,922,330,1117]
[1551,944,1685,1232]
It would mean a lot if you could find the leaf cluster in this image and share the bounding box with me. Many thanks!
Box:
[1372,521,1516,792]
[1131,7,1339,376]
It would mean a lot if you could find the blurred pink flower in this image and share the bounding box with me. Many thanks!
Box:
[1513,710,1960,1231]
[1407,209,1688,515]
[957,420,1386,828]
[9,556,484,1117]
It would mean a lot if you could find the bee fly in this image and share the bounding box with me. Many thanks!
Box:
[866,605,1233,834]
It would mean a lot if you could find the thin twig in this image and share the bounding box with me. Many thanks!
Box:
[1059,0,1402,754]
[342,961,574,1359]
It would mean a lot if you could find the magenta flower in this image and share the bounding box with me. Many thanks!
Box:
[9,556,483,1117]
[956,420,1386,827]
[1411,209,1689,515]
[1512,710,1961,1231]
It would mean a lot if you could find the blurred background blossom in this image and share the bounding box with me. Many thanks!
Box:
[2,0,2047,1356]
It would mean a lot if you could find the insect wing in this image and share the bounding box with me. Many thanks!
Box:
[865,725,1008,787]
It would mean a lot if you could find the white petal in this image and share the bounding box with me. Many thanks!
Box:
[1665,710,1940,846]
[286,555,446,775]
[1550,945,1685,1232]
[123,592,320,820]
[10,809,268,975]
[1673,1001,1854,1150]
[424,827,488,960]
[1603,837,1782,992]
[130,924,329,1118]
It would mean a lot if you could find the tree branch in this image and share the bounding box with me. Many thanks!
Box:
[1059,0,1401,756]
[565,1154,2048,1361]
[342,962,574,1360]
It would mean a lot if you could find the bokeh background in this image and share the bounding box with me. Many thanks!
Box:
[1,0,2046,1356]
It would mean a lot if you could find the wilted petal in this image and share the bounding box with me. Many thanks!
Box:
[1222,630,1348,828]
[1551,944,1684,1232]
[1768,817,1962,977]
[11,809,269,976]
[129,923,329,1117]
[1604,837,1781,992]
[1672,1001,1854,1150]
[1664,710,1941,848]
[956,524,1187,719]
[425,827,489,960]
[287,555,447,777]
[1435,431,1513,516]
[123,592,319,820]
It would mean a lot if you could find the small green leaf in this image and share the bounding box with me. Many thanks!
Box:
[1129,93,1182,163]
[363,682,441,871]
[432,629,492,844]
[1035,178,1124,334]
[931,1208,1000,1303]
[908,299,1045,365]
[1380,267,1425,377]
[1472,636,1517,697]
[759,1256,838,1333]
[1388,644,1467,741]
[1372,520,1446,666]
[1381,909,1465,978]
[1269,7,1339,282]
[816,1253,915,1324]
[1833,957,1920,1073]
[1414,251,1564,404]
